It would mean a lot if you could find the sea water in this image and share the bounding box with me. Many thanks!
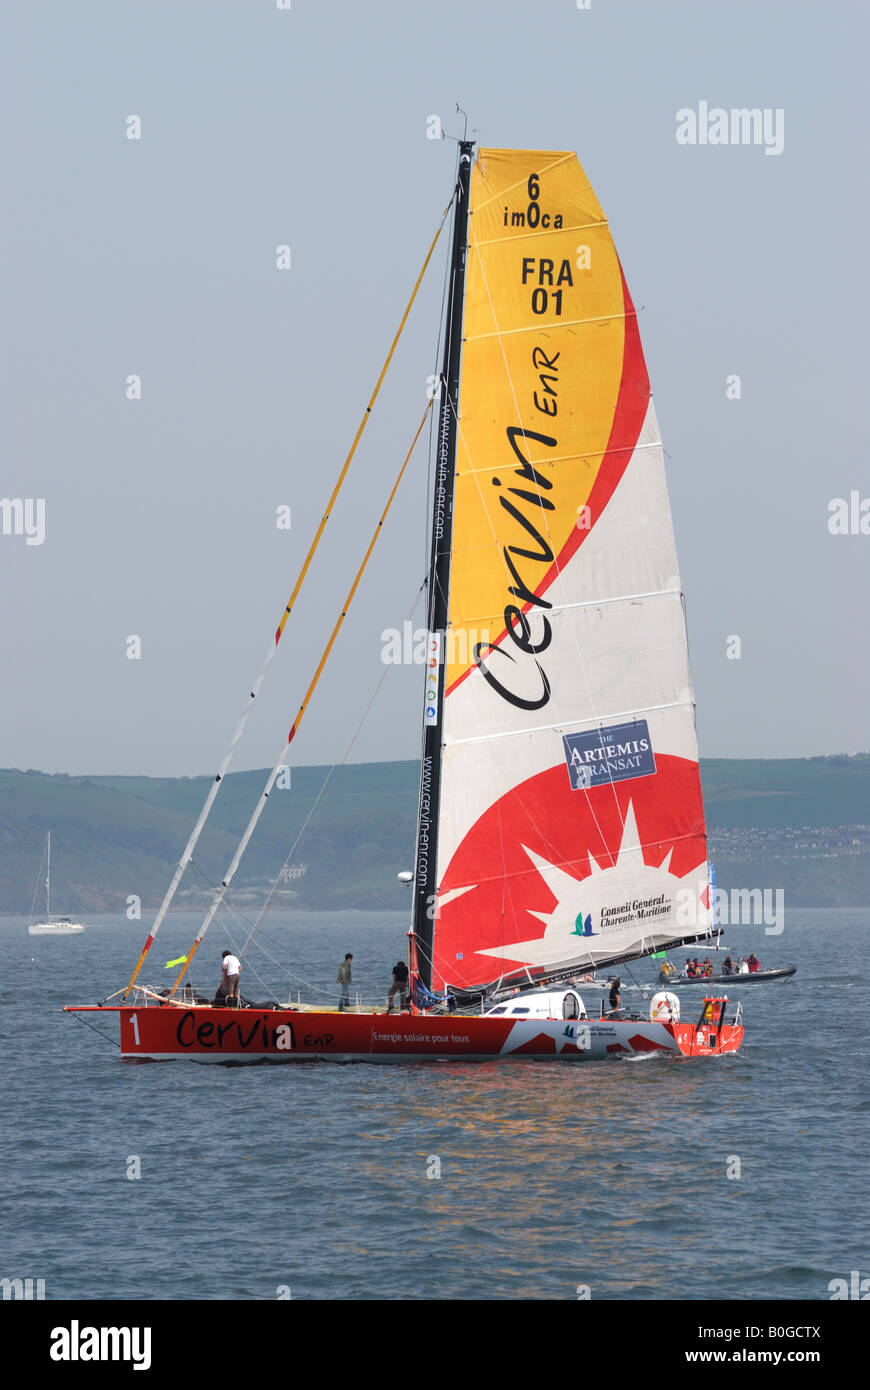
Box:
[2,908,867,1300]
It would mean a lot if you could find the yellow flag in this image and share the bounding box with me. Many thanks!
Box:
[165,955,188,968]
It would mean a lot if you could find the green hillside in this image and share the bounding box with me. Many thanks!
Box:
[701,755,870,828]
[0,762,420,914]
[1,755,868,913]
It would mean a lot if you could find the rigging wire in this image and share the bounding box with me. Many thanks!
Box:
[149,561,430,1004]
[234,569,430,986]
[122,199,453,1001]
[410,146,471,991]
[423,182,456,581]
[68,1009,121,1050]
[29,837,46,920]
[407,157,461,989]
[169,404,434,996]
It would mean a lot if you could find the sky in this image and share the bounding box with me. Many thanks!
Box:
[2,0,868,777]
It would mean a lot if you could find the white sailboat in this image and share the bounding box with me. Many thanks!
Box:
[28,832,86,935]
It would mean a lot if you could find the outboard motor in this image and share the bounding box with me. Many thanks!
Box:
[650,990,680,1023]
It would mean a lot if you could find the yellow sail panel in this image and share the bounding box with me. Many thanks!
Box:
[446,148,628,691]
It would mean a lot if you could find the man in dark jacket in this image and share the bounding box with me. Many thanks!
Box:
[386,960,410,1013]
[337,953,353,1011]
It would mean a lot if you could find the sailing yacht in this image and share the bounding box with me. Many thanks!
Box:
[67,143,743,1060]
[29,832,86,935]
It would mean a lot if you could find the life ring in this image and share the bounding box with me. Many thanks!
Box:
[650,991,679,1023]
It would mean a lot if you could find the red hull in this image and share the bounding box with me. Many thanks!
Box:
[64,1004,744,1063]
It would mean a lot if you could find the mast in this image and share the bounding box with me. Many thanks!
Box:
[411,140,474,991]
[46,831,51,918]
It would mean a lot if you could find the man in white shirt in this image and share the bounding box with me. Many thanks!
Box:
[220,949,242,1005]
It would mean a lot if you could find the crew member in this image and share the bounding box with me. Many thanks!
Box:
[337,953,353,1011]
[722,954,734,975]
[220,949,242,1006]
[746,952,761,974]
[386,960,410,1013]
[608,977,622,1014]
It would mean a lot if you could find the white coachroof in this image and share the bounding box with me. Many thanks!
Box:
[483,988,586,1020]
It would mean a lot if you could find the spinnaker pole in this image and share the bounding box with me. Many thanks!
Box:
[122,208,451,999]
[410,141,474,992]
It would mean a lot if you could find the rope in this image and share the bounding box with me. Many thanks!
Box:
[236,570,429,977]
[123,200,452,1000]
[67,1009,121,1050]
[160,568,429,1001]
[169,405,433,996]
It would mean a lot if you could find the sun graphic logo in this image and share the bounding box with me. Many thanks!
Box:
[433,752,709,988]
[476,801,705,971]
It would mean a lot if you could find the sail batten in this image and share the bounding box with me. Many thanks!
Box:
[448,704,700,750]
[466,311,633,341]
[471,219,609,248]
[448,590,688,632]
[418,147,711,994]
